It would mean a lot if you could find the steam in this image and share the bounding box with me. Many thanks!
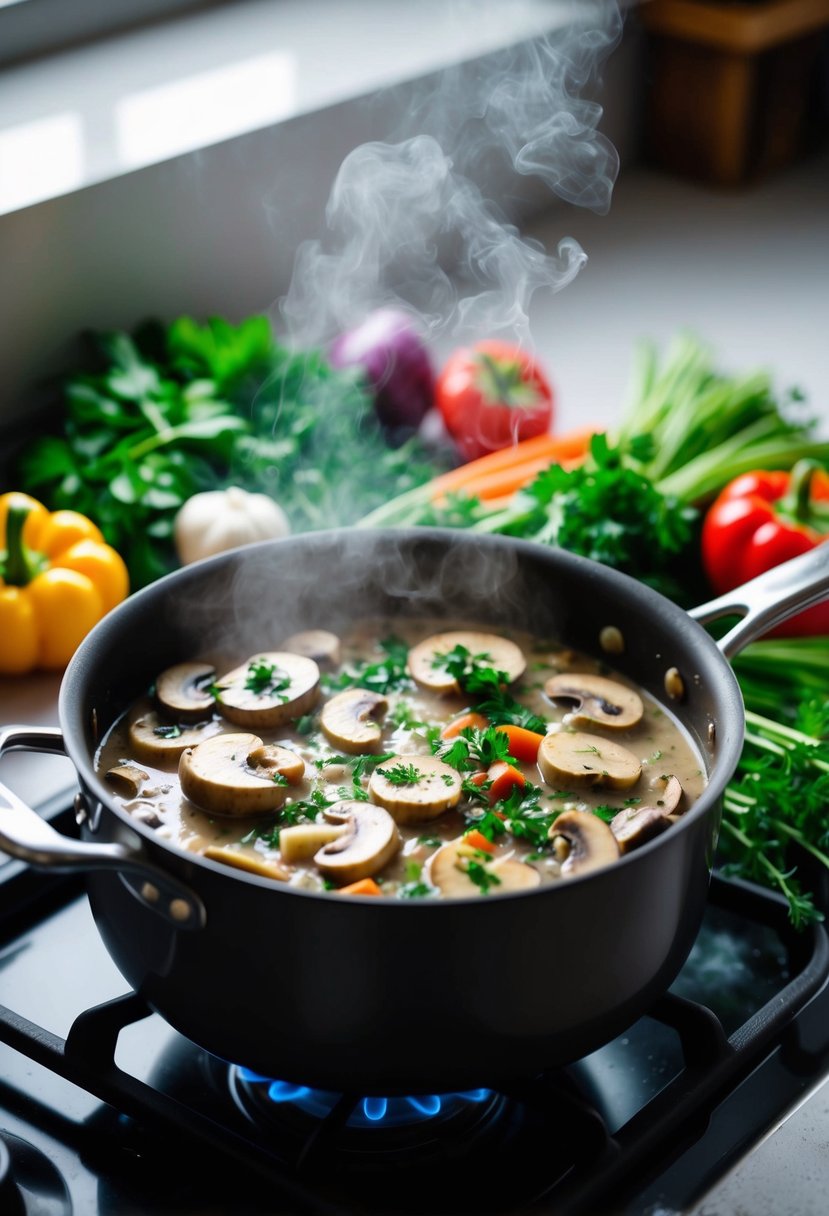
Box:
[280,1,622,348]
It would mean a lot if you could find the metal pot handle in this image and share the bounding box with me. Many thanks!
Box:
[688,544,829,659]
[0,725,206,929]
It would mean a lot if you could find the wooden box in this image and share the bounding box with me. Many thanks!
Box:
[640,0,829,185]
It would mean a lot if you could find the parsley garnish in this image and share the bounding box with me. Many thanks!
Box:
[376,762,423,785]
[465,859,502,894]
[323,636,412,695]
[153,724,182,739]
[245,659,291,699]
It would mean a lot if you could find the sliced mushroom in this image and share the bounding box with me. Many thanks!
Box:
[279,821,350,863]
[407,630,526,695]
[651,774,685,817]
[429,842,541,897]
[313,801,400,885]
[155,662,217,722]
[127,704,221,768]
[548,810,621,877]
[609,806,672,854]
[544,673,643,730]
[610,776,685,854]
[280,629,342,670]
[214,652,320,728]
[368,754,463,823]
[319,688,388,754]
[179,733,305,816]
[538,730,642,790]
[202,846,289,881]
[105,763,149,798]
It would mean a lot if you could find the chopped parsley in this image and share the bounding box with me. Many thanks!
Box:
[153,724,182,739]
[464,859,502,894]
[323,636,412,695]
[376,762,424,785]
[244,659,292,699]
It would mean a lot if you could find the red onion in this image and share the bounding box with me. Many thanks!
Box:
[329,309,435,432]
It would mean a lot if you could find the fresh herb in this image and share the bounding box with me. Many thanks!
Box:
[376,762,424,785]
[436,725,515,772]
[293,713,317,735]
[245,659,291,698]
[153,724,182,739]
[465,859,502,894]
[719,710,829,928]
[324,636,412,695]
[271,773,289,786]
[16,316,447,589]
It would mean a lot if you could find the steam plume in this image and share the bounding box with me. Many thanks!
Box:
[281,1,622,347]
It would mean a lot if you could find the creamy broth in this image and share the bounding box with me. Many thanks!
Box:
[95,618,706,898]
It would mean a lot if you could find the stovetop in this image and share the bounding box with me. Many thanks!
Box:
[2,796,829,1216]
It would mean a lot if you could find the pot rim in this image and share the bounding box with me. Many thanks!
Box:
[59,527,744,907]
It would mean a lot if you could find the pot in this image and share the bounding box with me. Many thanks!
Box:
[1,530,827,1094]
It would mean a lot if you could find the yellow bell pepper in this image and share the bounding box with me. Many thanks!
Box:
[0,492,129,675]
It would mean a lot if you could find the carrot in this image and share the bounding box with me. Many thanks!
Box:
[467,771,489,789]
[338,877,382,896]
[464,453,587,501]
[463,828,496,854]
[495,724,545,763]
[486,761,526,804]
[429,426,598,501]
[440,711,490,739]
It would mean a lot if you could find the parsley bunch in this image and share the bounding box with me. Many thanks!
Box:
[14,316,445,589]
[719,709,829,928]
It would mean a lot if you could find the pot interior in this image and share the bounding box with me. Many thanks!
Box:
[60,528,745,841]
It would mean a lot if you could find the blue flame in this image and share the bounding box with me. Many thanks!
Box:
[237,1068,492,1128]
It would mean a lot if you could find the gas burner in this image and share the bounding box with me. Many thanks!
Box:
[230,1066,506,1159]
[0,1130,72,1216]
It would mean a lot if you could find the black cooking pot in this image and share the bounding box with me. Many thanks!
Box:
[1,530,827,1094]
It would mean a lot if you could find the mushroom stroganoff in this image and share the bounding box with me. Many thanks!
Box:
[96,620,706,899]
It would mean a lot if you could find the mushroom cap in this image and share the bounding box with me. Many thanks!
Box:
[429,842,541,897]
[178,733,305,816]
[314,801,401,884]
[154,662,217,723]
[214,652,320,728]
[368,754,463,823]
[549,809,621,877]
[538,730,642,790]
[544,673,643,731]
[407,630,526,695]
[610,806,673,854]
[610,775,685,854]
[105,763,149,799]
[319,688,389,754]
[127,702,222,768]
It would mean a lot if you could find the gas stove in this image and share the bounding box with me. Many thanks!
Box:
[2,793,829,1215]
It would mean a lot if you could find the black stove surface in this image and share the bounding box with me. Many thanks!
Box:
[2,810,829,1216]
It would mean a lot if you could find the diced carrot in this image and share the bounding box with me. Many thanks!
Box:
[338,878,382,896]
[463,828,496,854]
[429,426,598,501]
[440,711,490,739]
[467,771,490,789]
[486,762,526,804]
[495,724,546,763]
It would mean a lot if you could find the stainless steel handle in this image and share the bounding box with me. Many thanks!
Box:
[688,544,829,659]
[0,725,206,929]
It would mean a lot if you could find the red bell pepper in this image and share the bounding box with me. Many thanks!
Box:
[701,461,829,636]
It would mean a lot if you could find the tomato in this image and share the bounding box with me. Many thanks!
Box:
[435,340,554,461]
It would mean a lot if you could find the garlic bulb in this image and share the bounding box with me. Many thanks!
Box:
[174,487,290,565]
